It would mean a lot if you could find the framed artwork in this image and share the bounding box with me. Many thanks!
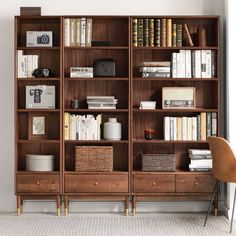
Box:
[28,113,48,139]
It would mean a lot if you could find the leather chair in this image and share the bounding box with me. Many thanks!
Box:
[204,136,236,233]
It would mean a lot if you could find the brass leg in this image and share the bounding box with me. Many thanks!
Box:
[20,199,23,214]
[17,195,21,216]
[64,196,69,216]
[125,196,129,216]
[132,196,136,216]
[57,195,61,216]
[214,208,218,216]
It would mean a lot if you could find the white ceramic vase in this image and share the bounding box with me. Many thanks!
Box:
[103,118,122,140]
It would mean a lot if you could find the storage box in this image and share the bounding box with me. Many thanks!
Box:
[75,146,113,172]
[26,154,54,171]
[162,87,196,109]
[26,85,55,109]
[142,154,175,171]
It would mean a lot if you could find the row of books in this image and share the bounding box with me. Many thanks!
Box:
[64,113,102,140]
[164,112,217,141]
[86,96,118,109]
[171,50,216,78]
[17,50,39,78]
[132,18,193,47]
[64,18,92,47]
[188,149,212,172]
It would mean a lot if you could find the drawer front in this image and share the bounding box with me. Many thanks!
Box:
[176,174,216,193]
[133,174,175,193]
[16,174,60,193]
[65,174,128,193]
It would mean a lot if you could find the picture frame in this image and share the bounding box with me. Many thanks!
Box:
[162,87,196,109]
[28,113,48,139]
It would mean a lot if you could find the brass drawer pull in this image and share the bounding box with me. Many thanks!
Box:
[152,182,157,186]
[36,181,40,185]
[95,182,98,186]
[194,182,198,186]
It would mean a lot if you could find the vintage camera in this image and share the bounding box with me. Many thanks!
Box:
[33,68,51,78]
[29,89,42,103]
[37,34,50,44]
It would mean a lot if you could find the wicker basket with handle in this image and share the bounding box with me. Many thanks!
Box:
[75,146,113,172]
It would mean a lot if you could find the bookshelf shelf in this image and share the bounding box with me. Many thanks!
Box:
[133,46,219,50]
[17,47,60,50]
[132,139,208,144]
[64,77,129,81]
[64,140,129,144]
[65,171,128,175]
[64,46,129,50]
[133,77,219,81]
[64,108,128,113]
[17,139,60,143]
[17,109,60,113]
[17,77,61,81]
[133,108,218,113]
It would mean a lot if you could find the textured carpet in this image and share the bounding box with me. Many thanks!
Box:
[0,214,235,236]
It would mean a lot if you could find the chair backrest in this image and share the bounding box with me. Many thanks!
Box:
[208,136,236,182]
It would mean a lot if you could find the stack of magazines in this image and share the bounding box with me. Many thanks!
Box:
[86,96,118,109]
[139,101,156,109]
[188,149,212,172]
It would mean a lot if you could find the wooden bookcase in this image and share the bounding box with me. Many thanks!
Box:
[14,15,220,216]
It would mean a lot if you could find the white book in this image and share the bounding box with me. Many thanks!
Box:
[173,117,177,141]
[195,50,201,78]
[187,117,192,140]
[75,18,81,46]
[170,117,174,140]
[180,50,186,78]
[205,50,212,78]
[22,55,28,78]
[185,50,192,78]
[32,55,39,75]
[190,159,212,165]
[182,117,187,141]
[188,149,211,155]
[164,117,170,141]
[76,115,80,140]
[17,50,23,78]
[27,55,33,78]
[86,18,92,47]
[71,115,77,140]
[64,18,70,46]
[176,53,181,78]
[96,114,102,140]
[70,18,76,46]
[192,117,197,141]
[201,50,207,78]
[80,18,86,47]
[171,53,177,78]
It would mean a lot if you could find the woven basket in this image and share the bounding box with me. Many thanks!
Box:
[142,153,175,171]
[75,146,113,172]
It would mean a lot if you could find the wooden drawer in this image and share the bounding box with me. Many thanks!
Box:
[133,174,175,193]
[65,174,128,193]
[16,174,60,193]
[176,174,216,193]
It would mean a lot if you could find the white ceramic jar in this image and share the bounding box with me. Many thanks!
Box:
[26,154,54,171]
[103,118,122,140]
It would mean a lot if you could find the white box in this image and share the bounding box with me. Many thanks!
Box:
[26,154,54,171]
[26,31,53,47]
[26,85,55,109]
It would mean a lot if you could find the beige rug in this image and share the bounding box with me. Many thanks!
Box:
[0,214,234,236]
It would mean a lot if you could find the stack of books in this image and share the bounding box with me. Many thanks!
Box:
[188,149,212,172]
[139,101,156,109]
[64,18,92,47]
[140,61,171,78]
[86,96,118,109]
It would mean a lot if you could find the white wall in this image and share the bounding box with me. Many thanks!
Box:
[0,0,227,213]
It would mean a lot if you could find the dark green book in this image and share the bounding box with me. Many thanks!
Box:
[155,19,161,47]
[172,23,177,47]
[138,19,144,47]
[149,19,154,47]
[143,18,149,47]
[176,24,182,47]
[132,18,138,47]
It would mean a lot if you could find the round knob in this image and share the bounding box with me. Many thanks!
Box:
[153,182,157,186]
[95,182,98,186]
[36,181,40,185]
[194,182,198,186]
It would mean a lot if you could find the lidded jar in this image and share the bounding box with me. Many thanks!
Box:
[103,118,122,140]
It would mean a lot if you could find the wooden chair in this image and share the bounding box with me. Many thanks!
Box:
[204,136,236,233]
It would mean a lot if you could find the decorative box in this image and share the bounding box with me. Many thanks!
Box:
[75,146,113,172]
[142,153,175,171]
[26,154,54,171]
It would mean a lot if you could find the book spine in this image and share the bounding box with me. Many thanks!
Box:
[192,117,197,141]
[86,18,92,47]
[161,18,167,47]
[197,114,201,140]
[191,50,195,78]
[155,19,161,47]
[176,52,181,78]
[206,112,212,137]
[70,18,76,47]
[143,18,149,47]
[176,24,182,47]
[211,112,217,136]
[27,55,33,78]
[32,55,39,74]
[182,117,187,141]
[173,117,177,141]
[171,53,177,78]
[167,18,172,47]
[183,24,194,46]
[201,50,207,78]
[22,55,28,78]
[195,50,201,78]
[164,117,170,141]
[138,19,144,47]
[64,112,70,140]
[187,117,192,141]
[200,112,207,141]
[211,50,216,78]
[180,50,186,78]
[132,18,138,47]
[149,19,154,47]
[170,117,174,140]
[64,18,70,46]
[17,50,23,78]
[205,50,212,78]
[185,50,192,78]
[177,117,182,141]
[75,18,81,46]
[172,23,177,47]
[80,18,86,47]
